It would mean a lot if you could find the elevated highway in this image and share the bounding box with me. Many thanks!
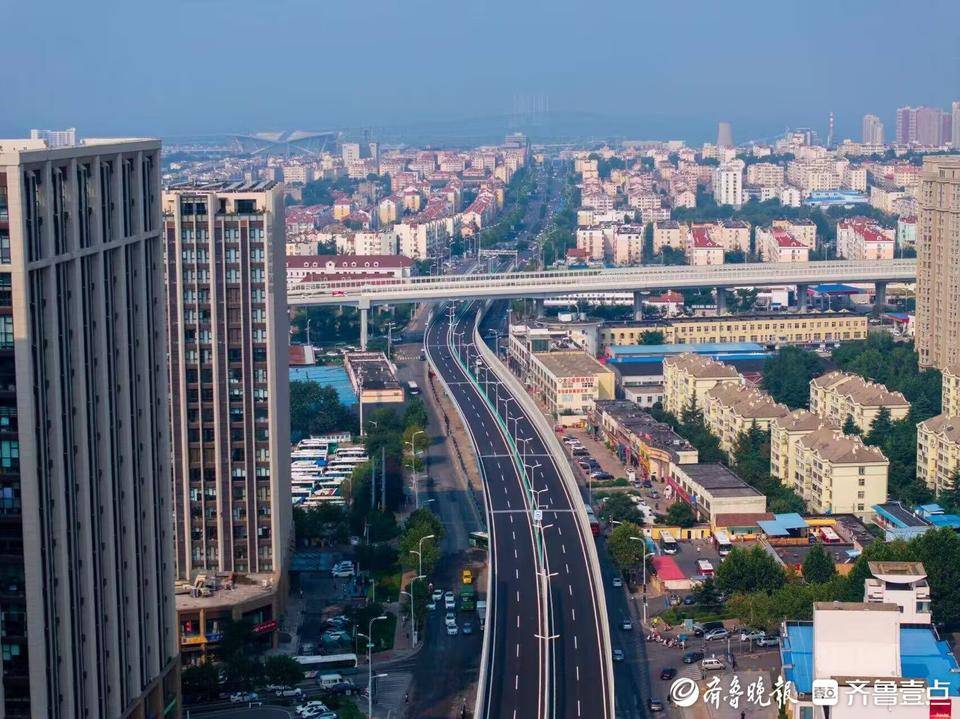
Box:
[288,258,917,348]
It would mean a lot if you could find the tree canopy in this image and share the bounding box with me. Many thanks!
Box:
[664,501,696,528]
[761,346,825,409]
[801,543,837,583]
[715,546,786,595]
[289,380,356,442]
[607,522,646,572]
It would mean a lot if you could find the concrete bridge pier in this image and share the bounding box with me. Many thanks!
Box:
[359,298,372,350]
[716,288,727,315]
[633,291,644,320]
[874,281,887,315]
[796,284,809,312]
[534,298,544,318]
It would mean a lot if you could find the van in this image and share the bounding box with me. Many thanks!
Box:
[318,673,344,689]
[700,656,726,671]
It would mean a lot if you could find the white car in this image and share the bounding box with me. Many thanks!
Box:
[444,591,456,609]
[432,588,443,602]
[446,623,459,636]
[297,701,329,716]
[611,576,623,588]
[230,691,259,703]
[740,629,765,642]
[445,612,457,627]
[426,597,437,610]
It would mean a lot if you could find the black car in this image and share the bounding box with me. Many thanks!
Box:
[648,698,665,712]
[682,651,704,664]
[659,667,676,680]
[682,595,696,606]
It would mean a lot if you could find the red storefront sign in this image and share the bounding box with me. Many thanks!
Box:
[252,619,278,635]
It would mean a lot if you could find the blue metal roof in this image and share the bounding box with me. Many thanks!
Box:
[782,623,960,696]
[811,283,862,294]
[757,513,809,537]
[608,342,766,356]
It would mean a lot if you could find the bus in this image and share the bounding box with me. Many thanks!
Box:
[584,505,600,537]
[407,380,420,395]
[818,526,842,544]
[469,531,489,550]
[697,559,715,577]
[713,530,732,557]
[660,531,679,554]
[293,653,358,670]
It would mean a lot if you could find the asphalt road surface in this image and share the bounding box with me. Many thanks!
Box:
[426,301,612,719]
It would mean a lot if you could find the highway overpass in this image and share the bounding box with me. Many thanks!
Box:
[287,258,917,348]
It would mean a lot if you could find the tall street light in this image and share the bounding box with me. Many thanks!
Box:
[362,615,389,718]
[409,534,436,580]
[630,536,651,625]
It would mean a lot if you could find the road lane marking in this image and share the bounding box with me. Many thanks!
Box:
[516,590,520,602]
[517,616,520,628]
[576,666,580,682]
[565,563,570,574]
[571,608,576,621]
[574,635,578,649]
[515,569,519,579]
[511,531,516,540]
[561,544,566,554]
[557,526,562,535]
[515,675,519,691]
[514,548,518,559]
[568,585,572,596]
[577,700,582,717]
[516,644,520,658]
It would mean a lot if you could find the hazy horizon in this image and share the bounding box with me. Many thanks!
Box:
[4,0,959,145]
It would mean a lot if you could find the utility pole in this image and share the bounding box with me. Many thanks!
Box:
[381,445,387,510]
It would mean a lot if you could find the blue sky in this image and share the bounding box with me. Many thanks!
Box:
[2,0,958,143]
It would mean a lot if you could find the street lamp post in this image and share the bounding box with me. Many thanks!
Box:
[409,534,436,579]
[363,615,389,718]
[630,536,650,625]
[406,429,426,508]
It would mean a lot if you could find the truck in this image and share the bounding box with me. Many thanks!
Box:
[459,583,476,612]
[476,599,487,631]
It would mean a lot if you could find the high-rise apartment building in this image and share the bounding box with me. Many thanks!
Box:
[861,114,884,145]
[953,102,960,148]
[917,155,960,369]
[716,121,733,149]
[712,163,743,207]
[0,138,178,717]
[916,106,945,146]
[28,127,76,148]
[163,181,291,583]
[896,106,917,144]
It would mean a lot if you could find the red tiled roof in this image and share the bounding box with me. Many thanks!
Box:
[651,555,686,581]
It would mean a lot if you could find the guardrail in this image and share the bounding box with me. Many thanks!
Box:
[287,258,917,307]
[422,306,496,719]
[472,304,617,719]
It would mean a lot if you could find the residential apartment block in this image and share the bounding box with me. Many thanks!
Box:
[916,414,960,495]
[770,409,833,491]
[836,217,895,261]
[712,163,743,207]
[685,225,724,265]
[163,182,291,585]
[917,156,960,370]
[757,226,810,263]
[527,351,615,418]
[0,138,178,717]
[662,353,740,417]
[598,313,868,351]
[703,383,790,457]
[943,364,960,416]
[652,220,683,252]
[771,218,816,250]
[793,427,889,517]
[809,370,910,432]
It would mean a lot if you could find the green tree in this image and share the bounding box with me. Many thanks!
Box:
[403,398,429,431]
[939,471,960,513]
[802,543,837,583]
[293,504,349,546]
[289,381,356,441]
[692,576,722,607]
[639,330,666,345]
[642,222,654,259]
[181,663,221,700]
[398,508,445,574]
[715,546,786,594]
[761,346,825,409]
[731,424,771,487]
[607,522,646,572]
[664,501,696,528]
[865,406,893,447]
[842,415,860,436]
[262,655,305,687]
[597,493,645,525]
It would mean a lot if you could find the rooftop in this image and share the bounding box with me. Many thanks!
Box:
[165,179,280,193]
[593,400,695,456]
[532,351,611,379]
[811,370,910,409]
[675,463,763,497]
[798,427,889,464]
[774,409,831,433]
[662,353,741,380]
[343,352,401,390]
[781,621,960,697]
